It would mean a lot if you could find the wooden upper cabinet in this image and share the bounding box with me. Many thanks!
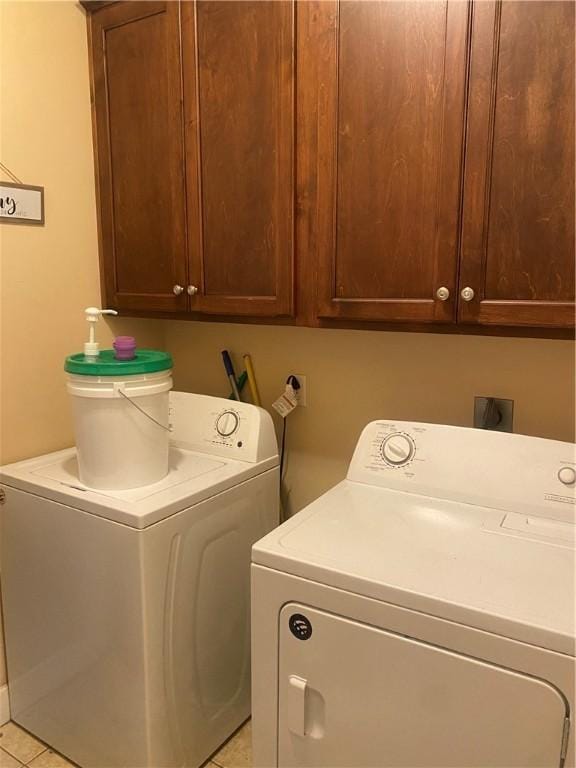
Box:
[459,1,575,328]
[84,0,574,332]
[309,1,470,323]
[182,1,295,317]
[89,2,188,312]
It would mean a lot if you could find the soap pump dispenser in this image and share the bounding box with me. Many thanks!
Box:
[84,306,118,359]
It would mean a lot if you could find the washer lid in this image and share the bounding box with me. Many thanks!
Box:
[1,445,277,529]
[252,480,575,656]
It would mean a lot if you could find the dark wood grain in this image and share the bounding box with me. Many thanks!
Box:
[80,1,118,13]
[459,0,575,327]
[294,0,336,326]
[86,0,574,335]
[182,0,295,317]
[120,305,574,341]
[314,1,470,323]
[89,1,187,312]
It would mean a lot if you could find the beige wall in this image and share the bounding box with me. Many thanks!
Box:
[0,0,162,690]
[0,0,162,467]
[165,322,575,516]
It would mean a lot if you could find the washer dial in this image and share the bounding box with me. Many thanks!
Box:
[216,410,240,437]
[381,433,415,466]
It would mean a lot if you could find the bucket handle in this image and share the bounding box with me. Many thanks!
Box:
[118,389,172,432]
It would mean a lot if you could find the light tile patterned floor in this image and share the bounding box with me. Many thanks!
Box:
[0,722,76,768]
[0,720,252,768]
[210,720,252,768]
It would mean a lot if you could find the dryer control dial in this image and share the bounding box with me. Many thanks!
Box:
[558,466,576,486]
[216,410,240,437]
[381,433,415,466]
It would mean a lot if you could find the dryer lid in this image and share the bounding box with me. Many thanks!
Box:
[252,480,575,656]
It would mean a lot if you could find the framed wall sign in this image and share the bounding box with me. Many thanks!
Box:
[0,182,44,225]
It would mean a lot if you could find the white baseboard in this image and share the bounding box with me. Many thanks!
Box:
[0,684,10,725]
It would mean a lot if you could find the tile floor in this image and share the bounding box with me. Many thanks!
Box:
[0,720,252,768]
[210,720,252,768]
[0,722,75,768]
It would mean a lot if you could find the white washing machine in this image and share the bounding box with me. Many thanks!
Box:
[0,392,279,768]
[252,421,575,768]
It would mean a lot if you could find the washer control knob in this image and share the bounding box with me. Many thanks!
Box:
[216,410,239,437]
[558,466,576,486]
[381,433,415,466]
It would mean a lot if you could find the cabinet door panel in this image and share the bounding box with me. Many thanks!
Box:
[312,1,469,323]
[459,1,575,327]
[183,1,294,317]
[90,2,187,312]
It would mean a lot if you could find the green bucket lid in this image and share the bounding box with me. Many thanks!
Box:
[65,349,173,376]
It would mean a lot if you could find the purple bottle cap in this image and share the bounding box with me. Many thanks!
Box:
[113,336,137,361]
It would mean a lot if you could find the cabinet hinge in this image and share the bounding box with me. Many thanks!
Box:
[560,716,570,764]
[0,488,5,505]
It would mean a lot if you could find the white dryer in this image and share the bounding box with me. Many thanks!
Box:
[252,421,575,768]
[0,392,279,768]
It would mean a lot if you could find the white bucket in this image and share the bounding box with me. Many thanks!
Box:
[66,370,172,490]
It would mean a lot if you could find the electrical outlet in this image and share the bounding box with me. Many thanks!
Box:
[474,397,514,432]
[289,374,307,407]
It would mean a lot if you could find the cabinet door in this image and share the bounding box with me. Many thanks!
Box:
[459,1,575,328]
[309,1,469,323]
[90,2,188,313]
[182,1,295,317]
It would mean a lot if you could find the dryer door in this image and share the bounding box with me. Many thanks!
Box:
[278,604,568,768]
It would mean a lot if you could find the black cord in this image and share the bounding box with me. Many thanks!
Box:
[280,376,299,481]
[279,376,299,520]
[280,416,288,479]
[279,417,288,523]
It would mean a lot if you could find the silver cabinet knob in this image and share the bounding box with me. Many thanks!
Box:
[172,285,184,295]
[460,286,475,302]
[436,287,450,301]
[187,285,198,296]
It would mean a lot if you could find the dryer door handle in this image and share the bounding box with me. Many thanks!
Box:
[287,675,308,736]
